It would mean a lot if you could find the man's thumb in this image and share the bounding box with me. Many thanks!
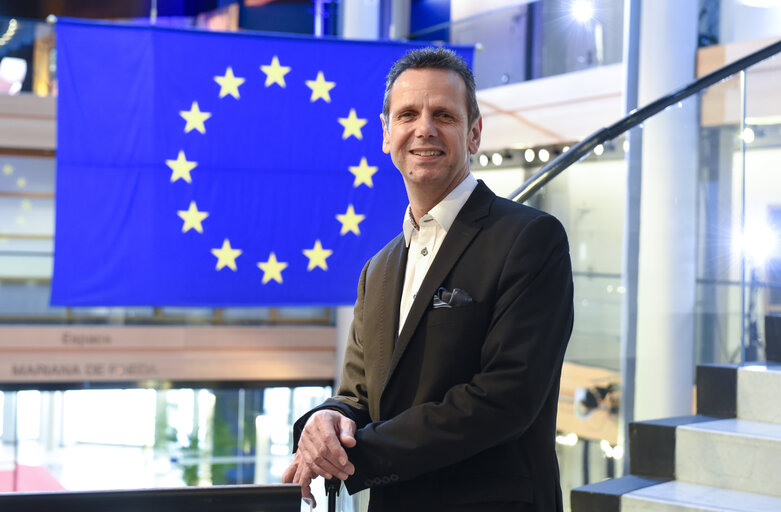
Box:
[339,418,357,447]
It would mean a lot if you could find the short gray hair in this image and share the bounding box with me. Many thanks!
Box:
[382,47,480,128]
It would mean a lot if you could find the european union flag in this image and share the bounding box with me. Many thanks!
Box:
[51,20,473,306]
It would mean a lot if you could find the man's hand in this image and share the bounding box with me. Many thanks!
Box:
[282,410,357,503]
[282,451,318,507]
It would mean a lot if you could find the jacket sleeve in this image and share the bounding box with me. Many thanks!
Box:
[292,259,372,451]
[342,214,574,493]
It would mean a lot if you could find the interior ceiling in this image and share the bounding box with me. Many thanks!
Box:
[477,63,624,150]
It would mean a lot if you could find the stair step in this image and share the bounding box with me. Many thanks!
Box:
[676,418,781,497]
[737,363,781,425]
[622,481,781,511]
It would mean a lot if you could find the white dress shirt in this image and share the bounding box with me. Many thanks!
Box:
[398,173,478,333]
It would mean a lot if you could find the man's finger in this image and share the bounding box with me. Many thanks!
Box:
[297,469,316,509]
[298,443,351,480]
[281,461,296,483]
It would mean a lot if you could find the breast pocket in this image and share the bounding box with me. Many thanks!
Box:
[421,302,489,383]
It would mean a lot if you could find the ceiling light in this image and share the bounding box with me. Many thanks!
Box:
[593,144,604,156]
[538,149,550,162]
[571,0,595,23]
[741,127,755,143]
[479,154,488,167]
[524,149,535,162]
[491,153,503,165]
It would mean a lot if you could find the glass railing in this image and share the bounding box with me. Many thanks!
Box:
[513,38,781,369]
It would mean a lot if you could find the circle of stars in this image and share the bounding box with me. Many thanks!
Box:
[166,55,378,287]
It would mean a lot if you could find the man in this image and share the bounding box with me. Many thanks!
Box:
[282,47,573,512]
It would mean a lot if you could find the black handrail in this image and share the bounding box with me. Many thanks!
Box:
[509,38,781,203]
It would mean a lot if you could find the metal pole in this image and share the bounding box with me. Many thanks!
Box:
[314,0,325,37]
[739,69,748,363]
[150,0,158,25]
[13,391,19,491]
[618,0,642,476]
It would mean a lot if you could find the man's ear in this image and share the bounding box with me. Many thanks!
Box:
[380,114,390,154]
[468,116,482,155]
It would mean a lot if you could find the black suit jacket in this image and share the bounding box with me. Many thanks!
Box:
[294,181,574,512]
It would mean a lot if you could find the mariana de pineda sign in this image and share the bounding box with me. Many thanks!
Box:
[0,326,335,385]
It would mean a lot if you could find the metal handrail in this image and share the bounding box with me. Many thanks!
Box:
[509,38,781,203]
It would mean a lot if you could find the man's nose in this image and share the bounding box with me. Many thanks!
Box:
[414,113,437,137]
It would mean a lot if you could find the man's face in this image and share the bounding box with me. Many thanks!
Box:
[381,68,481,193]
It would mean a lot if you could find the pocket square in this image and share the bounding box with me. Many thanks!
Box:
[432,287,473,309]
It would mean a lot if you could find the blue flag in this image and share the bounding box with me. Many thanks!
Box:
[51,20,473,306]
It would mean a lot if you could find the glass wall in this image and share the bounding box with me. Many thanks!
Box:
[0,384,331,493]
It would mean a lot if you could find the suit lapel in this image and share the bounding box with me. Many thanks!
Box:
[372,233,407,416]
[381,182,495,395]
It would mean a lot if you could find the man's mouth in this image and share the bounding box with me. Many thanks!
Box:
[411,150,444,156]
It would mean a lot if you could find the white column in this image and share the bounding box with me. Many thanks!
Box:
[341,0,381,39]
[633,0,699,421]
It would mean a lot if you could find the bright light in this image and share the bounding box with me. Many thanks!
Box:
[594,144,604,156]
[571,0,595,23]
[739,223,779,265]
[623,140,629,152]
[479,154,489,167]
[524,149,536,162]
[556,432,579,446]
[740,0,781,7]
[539,149,550,162]
[491,152,503,165]
[612,445,625,460]
[563,146,570,152]
[600,439,613,457]
[742,127,755,143]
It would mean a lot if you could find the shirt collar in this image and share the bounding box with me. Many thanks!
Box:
[402,173,478,246]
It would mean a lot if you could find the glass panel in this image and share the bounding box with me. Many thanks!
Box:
[742,52,781,363]
[696,71,746,365]
[446,0,624,89]
[0,384,330,493]
[534,139,626,372]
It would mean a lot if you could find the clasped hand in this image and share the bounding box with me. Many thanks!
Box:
[282,410,357,505]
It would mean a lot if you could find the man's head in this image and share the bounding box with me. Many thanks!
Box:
[382,47,480,129]
[380,48,482,203]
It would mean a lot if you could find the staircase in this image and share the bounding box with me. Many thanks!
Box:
[571,363,781,511]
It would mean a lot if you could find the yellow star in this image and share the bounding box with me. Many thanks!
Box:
[21,199,32,211]
[179,101,212,134]
[303,240,333,271]
[211,239,242,271]
[2,164,12,175]
[16,215,26,226]
[338,109,367,140]
[214,66,245,99]
[336,204,366,236]
[260,56,291,88]
[349,157,378,188]
[177,201,209,233]
[257,252,289,284]
[166,151,198,183]
[305,71,336,103]
[16,177,26,188]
